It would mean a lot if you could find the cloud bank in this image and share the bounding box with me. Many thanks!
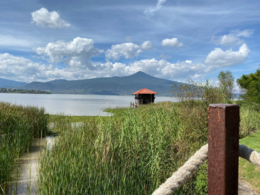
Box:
[0,36,251,82]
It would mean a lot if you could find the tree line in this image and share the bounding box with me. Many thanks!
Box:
[0,88,51,94]
[172,67,260,105]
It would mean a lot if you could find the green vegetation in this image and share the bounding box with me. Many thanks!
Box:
[239,104,260,137]
[38,99,260,195]
[49,115,101,123]
[239,131,260,193]
[39,102,209,195]
[218,70,234,99]
[0,102,48,192]
[0,88,51,94]
[1,69,259,194]
[237,69,260,104]
[36,70,260,194]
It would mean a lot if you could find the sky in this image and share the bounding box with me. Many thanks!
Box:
[1,0,260,91]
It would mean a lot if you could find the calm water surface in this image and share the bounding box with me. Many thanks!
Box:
[0,94,177,116]
[7,137,56,195]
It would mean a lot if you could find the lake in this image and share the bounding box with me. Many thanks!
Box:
[0,94,177,116]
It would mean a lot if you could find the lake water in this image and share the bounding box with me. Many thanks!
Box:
[0,94,177,116]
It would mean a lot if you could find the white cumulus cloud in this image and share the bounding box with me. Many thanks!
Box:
[0,48,251,83]
[31,7,71,28]
[0,40,251,82]
[212,29,254,46]
[34,37,103,69]
[106,43,142,60]
[0,52,206,82]
[161,38,183,47]
[0,53,131,82]
[141,41,153,50]
[204,43,250,69]
[145,0,167,17]
[0,53,54,82]
[127,59,208,79]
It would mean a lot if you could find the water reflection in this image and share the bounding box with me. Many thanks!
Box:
[6,137,56,195]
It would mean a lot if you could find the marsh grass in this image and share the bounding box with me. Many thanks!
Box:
[238,102,260,137]
[37,77,260,194]
[0,102,48,192]
[48,115,100,123]
[38,102,211,195]
[39,100,260,194]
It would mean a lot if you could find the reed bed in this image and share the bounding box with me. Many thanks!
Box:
[38,100,259,195]
[38,103,210,195]
[0,102,48,192]
[239,104,260,137]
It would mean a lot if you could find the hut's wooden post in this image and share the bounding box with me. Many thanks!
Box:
[208,104,239,195]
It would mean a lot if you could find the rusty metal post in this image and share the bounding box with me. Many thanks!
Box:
[208,104,239,195]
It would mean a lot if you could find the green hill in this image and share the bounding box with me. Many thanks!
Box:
[22,71,180,96]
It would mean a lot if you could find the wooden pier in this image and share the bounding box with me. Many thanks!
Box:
[130,102,139,108]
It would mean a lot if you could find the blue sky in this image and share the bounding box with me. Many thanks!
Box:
[0,0,260,90]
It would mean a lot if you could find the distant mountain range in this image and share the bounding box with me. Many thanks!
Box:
[0,72,180,96]
[0,78,27,88]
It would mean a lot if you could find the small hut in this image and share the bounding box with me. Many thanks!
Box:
[131,88,158,107]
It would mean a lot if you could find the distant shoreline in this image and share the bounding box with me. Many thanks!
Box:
[0,88,51,94]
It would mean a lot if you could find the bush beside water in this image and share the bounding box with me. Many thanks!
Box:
[0,102,48,191]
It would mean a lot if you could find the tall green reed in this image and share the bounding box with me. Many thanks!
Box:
[38,103,211,195]
[239,104,260,137]
[38,99,259,195]
[0,102,48,192]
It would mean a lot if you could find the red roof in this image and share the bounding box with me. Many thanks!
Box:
[132,88,158,95]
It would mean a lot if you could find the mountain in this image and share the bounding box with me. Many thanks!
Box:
[22,71,180,96]
[0,78,27,88]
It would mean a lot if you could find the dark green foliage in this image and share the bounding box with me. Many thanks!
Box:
[0,102,48,191]
[237,69,260,104]
[194,162,208,195]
